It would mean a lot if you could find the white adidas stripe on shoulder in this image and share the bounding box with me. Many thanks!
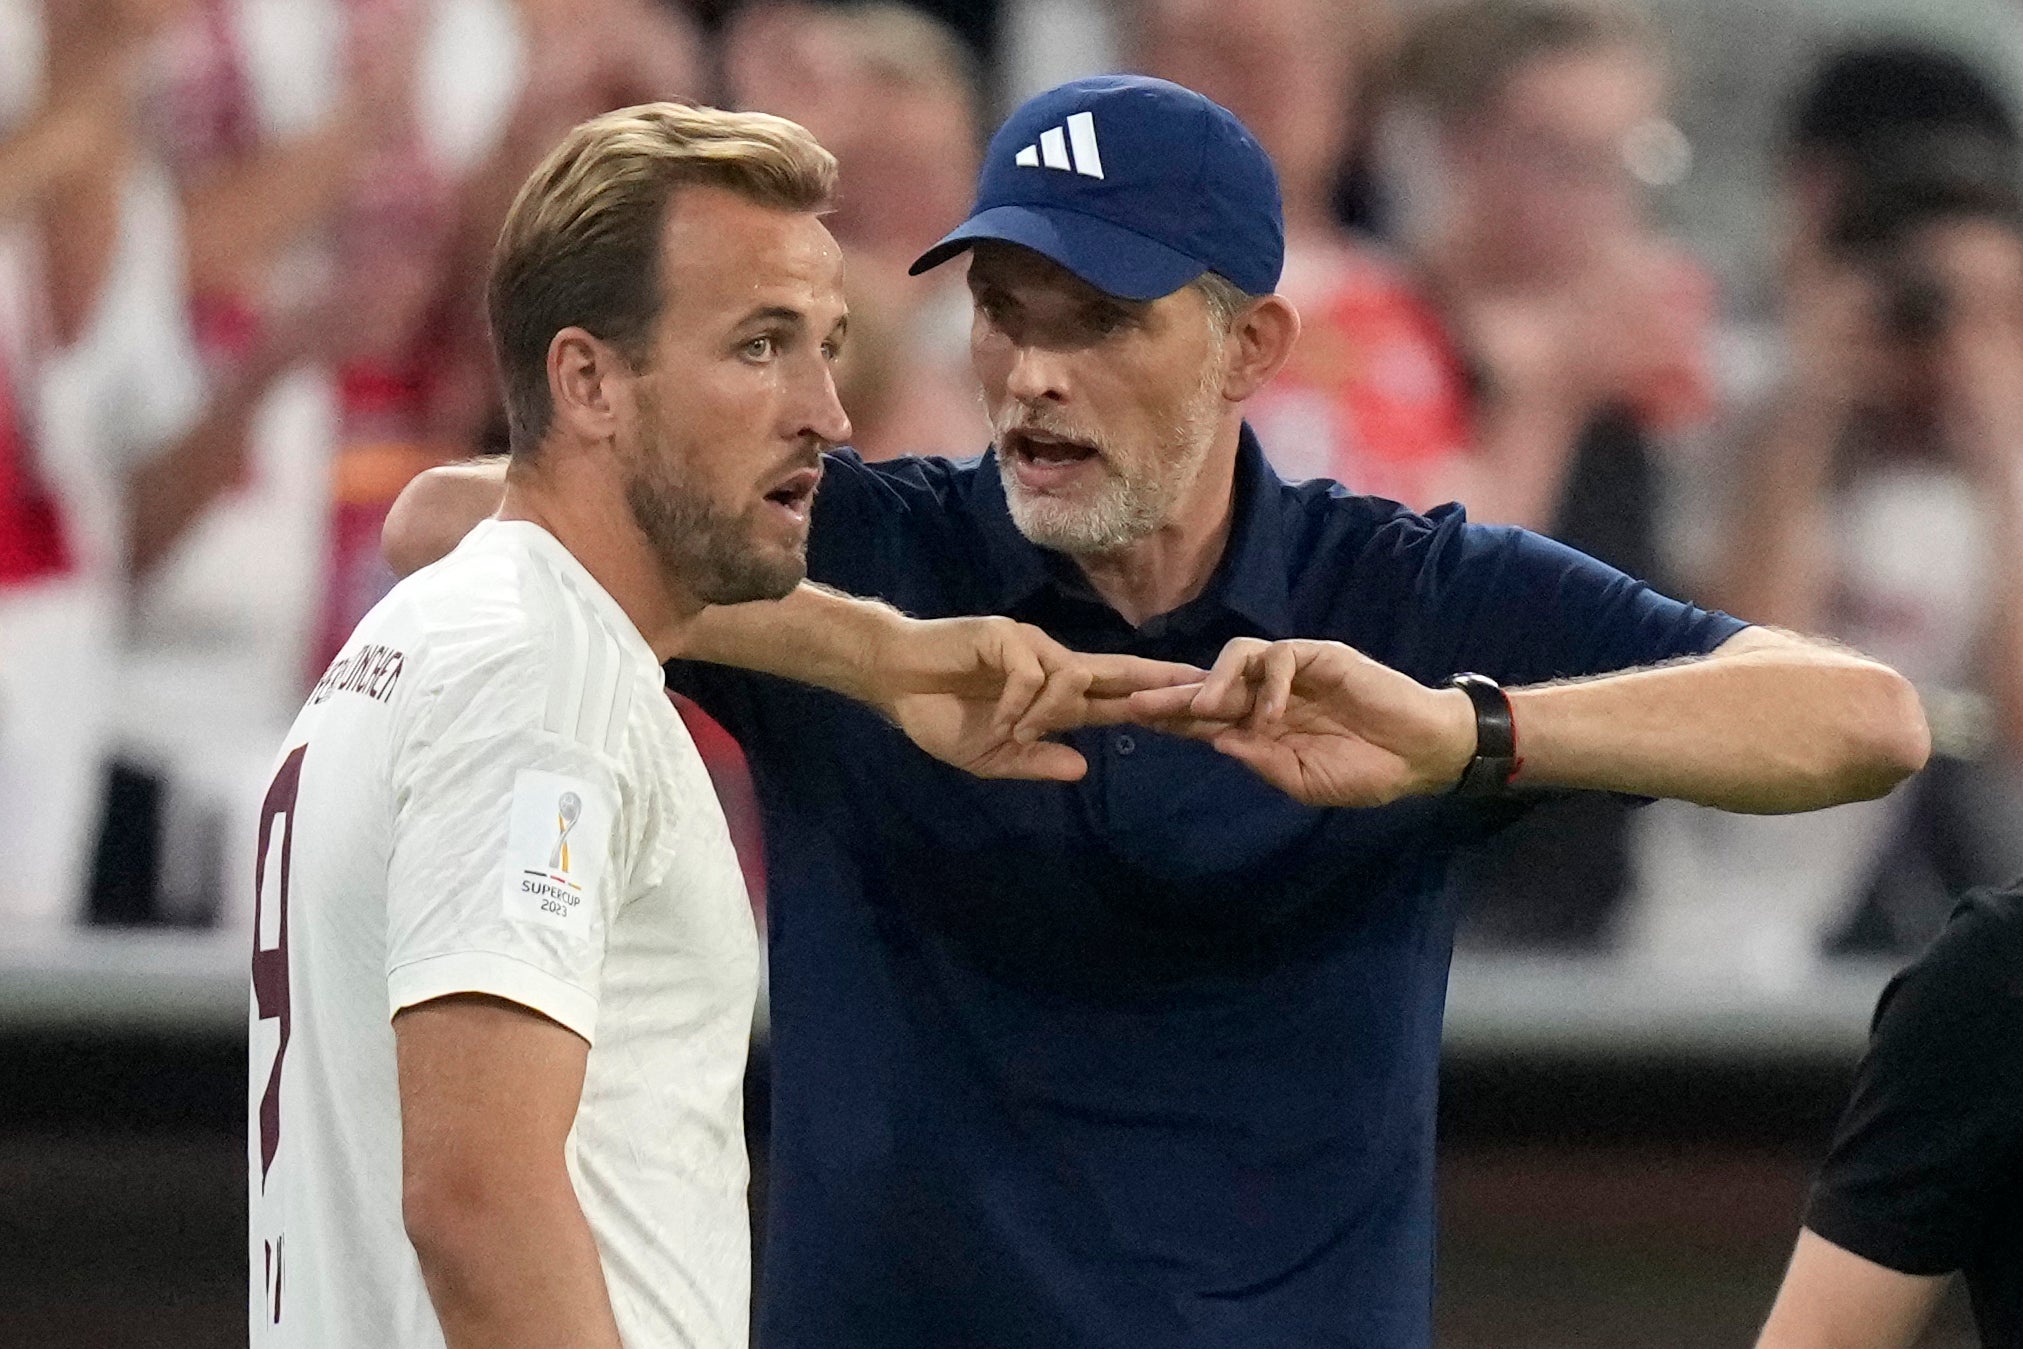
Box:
[541,568,638,759]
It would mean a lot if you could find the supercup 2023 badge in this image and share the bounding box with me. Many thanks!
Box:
[503,771,609,932]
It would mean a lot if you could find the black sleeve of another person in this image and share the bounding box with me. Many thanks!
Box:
[1804,889,2023,1275]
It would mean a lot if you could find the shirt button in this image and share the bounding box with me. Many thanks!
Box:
[1114,733,1136,756]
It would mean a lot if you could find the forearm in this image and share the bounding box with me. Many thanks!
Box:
[1755,1229,1946,1349]
[408,1174,623,1349]
[384,458,509,575]
[674,582,904,705]
[1508,632,1929,813]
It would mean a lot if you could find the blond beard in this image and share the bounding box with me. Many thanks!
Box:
[994,350,1226,556]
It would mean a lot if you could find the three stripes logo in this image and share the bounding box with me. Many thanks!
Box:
[1014,111,1104,180]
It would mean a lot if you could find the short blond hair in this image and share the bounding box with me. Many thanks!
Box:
[488,102,838,450]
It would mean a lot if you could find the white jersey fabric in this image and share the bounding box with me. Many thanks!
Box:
[248,518,759,1348]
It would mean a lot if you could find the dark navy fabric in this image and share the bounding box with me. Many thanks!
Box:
[910,75,1285,300]
[669,427,1746,1349]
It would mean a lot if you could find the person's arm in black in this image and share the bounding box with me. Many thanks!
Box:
[1757,893,2023,1349]
[1755,1230,1947,1349]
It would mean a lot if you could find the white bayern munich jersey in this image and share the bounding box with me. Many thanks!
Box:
[248,518,759,1349]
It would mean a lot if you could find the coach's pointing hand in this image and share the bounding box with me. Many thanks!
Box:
[873,616,1202,783]
[1130,638,1477,808]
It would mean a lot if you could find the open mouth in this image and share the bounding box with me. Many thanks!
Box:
[1001,429,1102,491]
[762,466,822,522]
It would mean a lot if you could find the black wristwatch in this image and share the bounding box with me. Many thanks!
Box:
[1446,673,1518,798]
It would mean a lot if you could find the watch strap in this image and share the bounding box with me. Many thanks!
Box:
[1448,673,1518,797]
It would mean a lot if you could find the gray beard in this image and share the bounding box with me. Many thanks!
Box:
[997,453,1170,555]
[993,358,1224,557]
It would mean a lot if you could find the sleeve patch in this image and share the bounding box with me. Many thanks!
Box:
[500,768,617,933]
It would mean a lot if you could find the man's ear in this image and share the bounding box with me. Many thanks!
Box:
[1222,295,1301,402]
[547,327,629,444]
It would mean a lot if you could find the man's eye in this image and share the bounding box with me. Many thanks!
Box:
[743,335,776,360]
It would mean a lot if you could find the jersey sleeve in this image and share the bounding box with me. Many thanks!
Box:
[1803,893,2023,1274]
[1411,515,1747,686]
[381,639,635,1044]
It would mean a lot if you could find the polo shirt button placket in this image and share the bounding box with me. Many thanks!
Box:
[1114,733,1136,757]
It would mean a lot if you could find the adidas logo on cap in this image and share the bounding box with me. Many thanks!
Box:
[1013,111,1103,179]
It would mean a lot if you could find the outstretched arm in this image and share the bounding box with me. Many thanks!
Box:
[383,460,1197,779]
[1131,626,1927,814]
[673,586,1199,782]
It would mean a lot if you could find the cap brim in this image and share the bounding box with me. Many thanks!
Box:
[908,204,1206,302]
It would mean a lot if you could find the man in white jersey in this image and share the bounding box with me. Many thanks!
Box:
[249,103,855,1349]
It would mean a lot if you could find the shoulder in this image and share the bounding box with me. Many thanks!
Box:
[378,524,654,758]
[815,448,989,519]
[1876,888,2023,1038]
[807,449,996,589]
[1274,478,1531,589]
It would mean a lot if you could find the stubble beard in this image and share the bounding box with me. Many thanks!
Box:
[622,424,807,607]
[994,352,1225,558]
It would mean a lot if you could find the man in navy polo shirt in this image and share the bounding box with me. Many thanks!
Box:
[389,79,1928,1348]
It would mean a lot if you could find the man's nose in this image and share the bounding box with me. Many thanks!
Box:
[1004,343,1070,405]
[797,357,853,448]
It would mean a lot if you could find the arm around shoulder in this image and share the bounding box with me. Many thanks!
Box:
[385,458,510,578]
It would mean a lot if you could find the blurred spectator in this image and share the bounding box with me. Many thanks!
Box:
[95,0,508,930]
[1713,137,2023,952]
[1629,43,2023,975]
[1777,43,2021,302]
[725,1,987,458]
[1365,0,1716,948]
[0,0,208,928]
[1381,0,1711,542]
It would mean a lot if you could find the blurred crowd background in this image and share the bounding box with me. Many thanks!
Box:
[5,0,2022,974]
[0,0,2020,1343]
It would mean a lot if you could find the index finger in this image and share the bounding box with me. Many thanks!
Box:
[1080,654,1205,696]
[1191,638,1268,721]
[988,635,1050,738]
[1011,661,1094,744]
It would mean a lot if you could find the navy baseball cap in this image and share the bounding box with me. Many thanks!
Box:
[909,75,1284,301]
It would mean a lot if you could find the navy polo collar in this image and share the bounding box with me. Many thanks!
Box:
[971,422,1294,638]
